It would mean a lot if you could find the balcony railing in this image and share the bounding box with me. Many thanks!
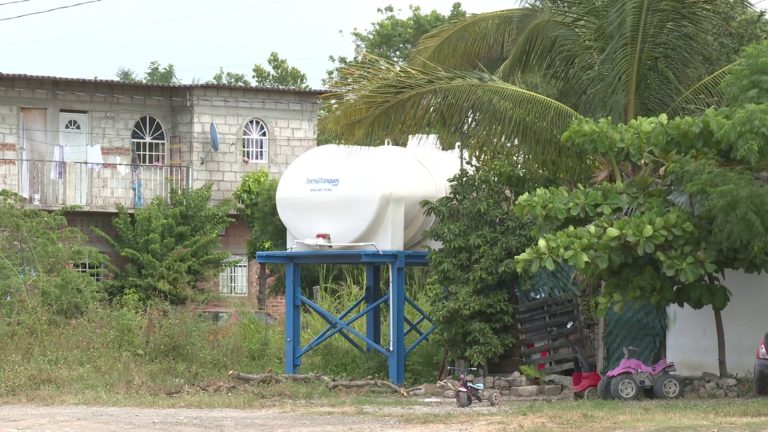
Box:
[0,159,190,210]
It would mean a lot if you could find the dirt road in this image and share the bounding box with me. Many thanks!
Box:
[0,403,511,432]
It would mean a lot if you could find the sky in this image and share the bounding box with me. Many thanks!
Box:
[0,0,515,88]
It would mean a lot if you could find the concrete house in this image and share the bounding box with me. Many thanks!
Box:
[0,73,321,315]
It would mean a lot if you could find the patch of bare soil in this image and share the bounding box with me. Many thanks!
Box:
[0,403,522,432]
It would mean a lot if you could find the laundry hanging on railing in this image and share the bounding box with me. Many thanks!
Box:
[19,113,29,199]
[86,144,103,170]
[50,144,65,180]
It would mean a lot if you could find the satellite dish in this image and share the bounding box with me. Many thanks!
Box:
[210,122,220,152]
[201,122,220,164]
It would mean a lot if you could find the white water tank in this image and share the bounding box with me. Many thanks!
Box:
[276,135,462,251]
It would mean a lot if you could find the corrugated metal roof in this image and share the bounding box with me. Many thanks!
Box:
[0,72,327,95]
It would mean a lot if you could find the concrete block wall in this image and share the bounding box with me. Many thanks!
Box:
[189,87,318,201]
[0,76,317,315]
[0,78,318,205]
[0,79,182,203]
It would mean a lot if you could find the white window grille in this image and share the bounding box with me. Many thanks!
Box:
[242,119,268,163]
[64,119,81,130]
[74,261,104,282]
[131,115,166,165]
[219,256,248,296]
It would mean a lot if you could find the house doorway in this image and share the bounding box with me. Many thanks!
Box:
[19,107,47,204]
[59,111,89,205]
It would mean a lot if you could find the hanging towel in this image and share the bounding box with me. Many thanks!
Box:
[115,156,129,175]
[86,144,103,170]
[19,114,29,199]
[50,144,64,180]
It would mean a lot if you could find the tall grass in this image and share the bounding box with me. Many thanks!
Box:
[279,265,440,384]
[0,265,440,400]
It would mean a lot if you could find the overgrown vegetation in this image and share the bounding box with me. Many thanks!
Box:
[95,184,234,305]
[0,262,439,400]
[514,41,768,375]
[0,190,106,319]
[422,159,542,365]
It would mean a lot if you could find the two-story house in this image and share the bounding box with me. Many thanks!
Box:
[0,73,321,315]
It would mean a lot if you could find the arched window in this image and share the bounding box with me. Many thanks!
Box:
[64,119,82,131]
[242,119,268,163]
[131,115,166,165]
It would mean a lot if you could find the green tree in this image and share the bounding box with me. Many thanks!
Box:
[349,3,466,66]
[513,41,768,375]
[325,0,764,176]
[116,67,140,83]
[422,158,542,364]
[144,61,179,84]
[252,52,309,89]
[115,62,180,84]
[96,184,234,305]
[320,3,466,144]
[234,171,285,310]
[0,190,106,319]
[208,67,251,87]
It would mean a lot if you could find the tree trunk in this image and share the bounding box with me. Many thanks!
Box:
[257,264,268,311]
[596,317,605,373]
[714,308,728,377]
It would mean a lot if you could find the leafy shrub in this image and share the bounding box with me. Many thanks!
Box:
[96,184,234,305]
[0,189,107,319]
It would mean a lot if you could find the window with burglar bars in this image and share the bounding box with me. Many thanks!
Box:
[242,118,268,163]
[219,256,248,296]
[74,261,104,282]
[131,115,166,165]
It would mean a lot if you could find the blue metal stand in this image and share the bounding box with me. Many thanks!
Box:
[256,250,433,385]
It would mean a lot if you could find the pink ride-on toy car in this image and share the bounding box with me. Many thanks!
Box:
[602,346,681,400]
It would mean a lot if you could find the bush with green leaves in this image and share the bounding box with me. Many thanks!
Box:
[96,184,234,305]
[421,159,546,365]
[0,189,105,319]
[515,112,768,314]
[234,170,284,255]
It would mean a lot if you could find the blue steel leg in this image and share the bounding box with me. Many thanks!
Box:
[388,254,406,385]
[365,264,382,351]
[285,262,302,374]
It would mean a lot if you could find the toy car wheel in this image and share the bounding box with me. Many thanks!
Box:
[610,375,641,400]
[653,374,681,399]
[598,377,613,400]
[456,390,471,408]
[582,386,597,400]
[488,390,501,406]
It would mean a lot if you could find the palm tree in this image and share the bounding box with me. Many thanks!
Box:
[324,0,754,176]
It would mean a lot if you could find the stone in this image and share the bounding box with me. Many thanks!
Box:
[718,378,738,388]
[494,379,511,389]
[500,389,511,396]
[542,385,563,396]
[510,371,521,379]
[544,374,573,387]
[443,390,455,399]
[509,377,531,387]
[704,382,718,391]
[701,372,719,382]
[510,385,540,397]
[422,384,443,397]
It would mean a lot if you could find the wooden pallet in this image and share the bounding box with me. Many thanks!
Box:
[515,295,579,375]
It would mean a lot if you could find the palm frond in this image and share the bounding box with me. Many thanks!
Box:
[409,9,525,71]
[323,56,584,176]
[600,0,725,121]
[667,63,734,116]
